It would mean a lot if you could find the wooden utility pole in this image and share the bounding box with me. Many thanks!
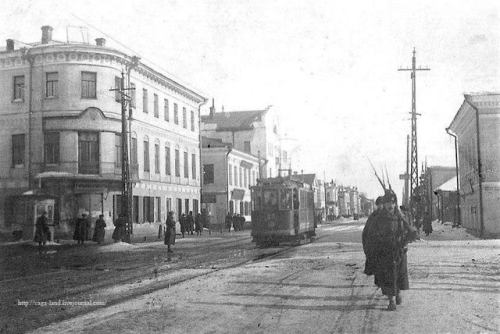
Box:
[398,48,430,217]
[110,71,135,242]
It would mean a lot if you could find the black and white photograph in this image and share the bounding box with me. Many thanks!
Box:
[0,0,498,333]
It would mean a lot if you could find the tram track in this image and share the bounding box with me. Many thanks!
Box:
[2,234,300,334]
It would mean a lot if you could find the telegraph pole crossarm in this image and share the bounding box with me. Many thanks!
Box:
[110,71,136,243]
[397,48,430,224]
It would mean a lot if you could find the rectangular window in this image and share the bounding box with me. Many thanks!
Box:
[166,197,172,213]
[46,72,58,98]
[240,167,243,187]
[190,110,195,131]
[185,199,190,214]
[164,99,169,121]
[183,151,189,178]
[175,149,180,176]
[130,83,136,108]
[13,75,25,101]
[165,146,171,175]
[114,76,121,102]
[153,93,159,118]
[131,137,138,165]
[44,132,59,164]
[174,103,179,124]
[244,168,247,188]
[12,134,25,167]
[143,140,150,172]
[143,88,148,113]
[191,153,196,179]
[115,134,122,167]
[133,196,139,223]
[81,72,96,98]
[228,164,233,185]
[143,197,154,222]
[203,164,214,184]
[244,141,251,153]
[156,197,161,222]
[154,143,160,174]
[234,166,238,187]
[182,107,187,128]
[78,132,99,174]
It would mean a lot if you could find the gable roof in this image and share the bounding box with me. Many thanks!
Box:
[291,173,316,186]
[201,109,268,131]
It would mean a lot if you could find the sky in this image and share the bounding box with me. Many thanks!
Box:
[1,0,498,198]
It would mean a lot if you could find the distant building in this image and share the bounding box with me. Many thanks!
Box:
[0,26,206,239]
[201,137,260,228]
[447,93,500,236]
[348,187,360,217]
[338,186,351,217]
[359,193,374,217]
[325,181,339,219]
[433,176,459,224]
[201,103,286,178]
[421,166,456,221]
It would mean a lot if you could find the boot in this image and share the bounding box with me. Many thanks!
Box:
[396,294,402,305]
[388,297,396,311]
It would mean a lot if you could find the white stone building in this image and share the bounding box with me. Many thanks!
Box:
[447,93,500,236]
[0,26,206,239]
[201,137,260,227]
[201,103,286,178]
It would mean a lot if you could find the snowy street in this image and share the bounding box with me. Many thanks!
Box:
[1,219,498,334]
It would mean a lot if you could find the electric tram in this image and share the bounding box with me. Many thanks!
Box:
[250,176,316,247]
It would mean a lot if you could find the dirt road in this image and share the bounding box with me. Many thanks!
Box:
[2,220,499,333]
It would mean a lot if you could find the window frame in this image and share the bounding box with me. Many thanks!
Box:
[13,75,25,101]
[11,134,25,167]
[81,72,97,99]
[143,139,150,172]
[142,88,148,113]
[153,93,159,118]
[45,72,58,98]
[44,132,60,165]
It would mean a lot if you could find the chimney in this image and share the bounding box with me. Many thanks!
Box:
[6,39,14,52]
[209,98,215,117]
[95,38,106,47]
[41,25,53,44]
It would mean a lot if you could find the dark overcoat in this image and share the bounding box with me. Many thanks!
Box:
[164,215,176,246]
[92,218,106,243]
[34,215,50,243]
[73,217,89,241]
[363,209,410,296]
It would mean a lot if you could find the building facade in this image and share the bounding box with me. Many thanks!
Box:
[0,26,206,239]
[201,104,285,178]
[201,137,260,227]
[325,181,339,220]
[420,166,456,221]
[338,186,351,217]
[447,93,500,236]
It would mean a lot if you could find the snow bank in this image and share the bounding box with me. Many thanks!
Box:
[96,242,138,253]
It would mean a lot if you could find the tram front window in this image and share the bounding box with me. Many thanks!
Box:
[280,188,292,210]
[263,189,278,210]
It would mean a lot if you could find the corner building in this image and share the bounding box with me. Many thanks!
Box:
[0,26,206,238]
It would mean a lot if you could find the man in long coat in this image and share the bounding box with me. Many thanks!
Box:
[363,190,413,311]
[164,211,176,252]
[73,213,89,245]
[34,211,50,253]
[362,196,384,276]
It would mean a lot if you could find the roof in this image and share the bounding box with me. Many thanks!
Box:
[201,109,268,131]
[448,93,500,132]
[434,176,457,192]
[201,136,231,148]
[291,173,316,186]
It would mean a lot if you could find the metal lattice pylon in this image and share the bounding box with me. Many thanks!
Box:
[398,48,430,215]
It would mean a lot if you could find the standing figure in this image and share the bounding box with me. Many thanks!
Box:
[363,190,412,311]
[180,213,187,238]
[422,209,433,236]
[34,211,50,253]
[362,196,384,276]
[164,211,176,253]
[187,211,194,235]
[112,214,126,242]
[73,213,89,245]
[225,213,232,233]
[92,214,106,244]
[195,212,202,236]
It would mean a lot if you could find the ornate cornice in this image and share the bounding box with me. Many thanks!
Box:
[0,44,206,104]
